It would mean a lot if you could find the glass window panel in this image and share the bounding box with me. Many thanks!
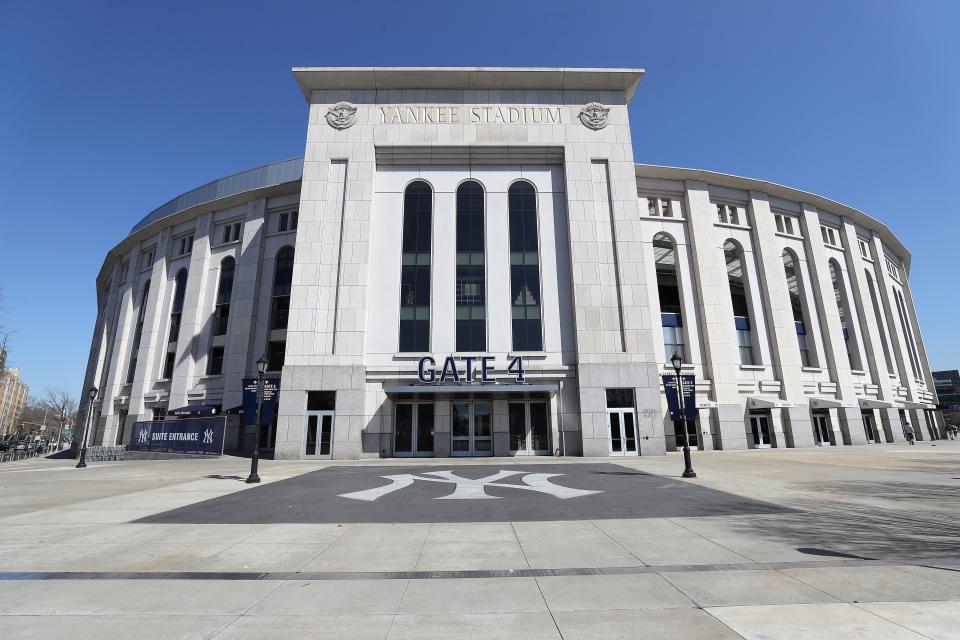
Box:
[623,412,637,450]
[452,403,470,438]
[319,415,332,455]
[416,404,434,453]
[395,403,413,452]
[509,403,526,451]
[530,402,549,451]
[305,415,317,456]
[307,391,336,411]
[609,413,622,452]
[606,388,635,409]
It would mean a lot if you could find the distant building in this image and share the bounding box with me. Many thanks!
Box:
[933,370,960,427]
[0,367,29,437]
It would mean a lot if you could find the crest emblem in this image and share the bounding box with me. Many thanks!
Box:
[325,101,358,130]
[202,428,214,445]
[137,428,150,444]
[578,102,610,130]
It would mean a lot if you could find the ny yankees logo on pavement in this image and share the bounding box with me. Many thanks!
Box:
[338,470,601,502]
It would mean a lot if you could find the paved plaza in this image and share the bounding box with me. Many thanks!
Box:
[1,444,960,638]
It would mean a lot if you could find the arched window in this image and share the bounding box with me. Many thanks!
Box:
[782,251,815,367]
[267,246,294,371]
[829,261,862,370]
[509,181,542,351]
[653,233,685,361]
[207,257,235,376]
[864,270,895,373]
[725,241,756,365]
[168,269,188,344]
[893,288,921,379]
[399,181,432,352]
[126,279,151,384]
[455,180,485,352]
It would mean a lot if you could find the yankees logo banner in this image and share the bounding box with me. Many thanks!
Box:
[128,417,226,455]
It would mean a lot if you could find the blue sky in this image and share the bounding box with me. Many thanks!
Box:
[1,0,958,398]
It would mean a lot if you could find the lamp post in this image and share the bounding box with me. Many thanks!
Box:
[246,356,268,484]
[76,386,98,468]
[671,352,696,479]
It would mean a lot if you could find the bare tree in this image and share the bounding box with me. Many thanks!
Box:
[39,387,78,449]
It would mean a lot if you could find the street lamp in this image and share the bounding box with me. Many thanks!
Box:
[246,356,269,484]
[671,352,697,479]
[76,386,98,469]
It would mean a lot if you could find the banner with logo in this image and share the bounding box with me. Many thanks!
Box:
[128,417,226,455]
[242,378,281,426]
[662,375,698,422]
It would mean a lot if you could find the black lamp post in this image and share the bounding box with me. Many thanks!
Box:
[671,352,696,479]
[246,356,269,484]
[76,386,98,468]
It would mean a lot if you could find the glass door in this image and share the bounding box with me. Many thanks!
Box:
[394,402,434,457]
[673,420,699,450]
[508,401,550,455]
[607,409,639,456]
[451,401,493,457]
[750,415,772,448]
[812,413,832,446]
[862,411,880,443]
[304,411,334,458]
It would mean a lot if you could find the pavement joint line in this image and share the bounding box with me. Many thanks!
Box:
[3,558,960,581]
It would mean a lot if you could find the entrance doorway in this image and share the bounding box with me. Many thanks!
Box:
[673,420,699,450]
[395,402,434,457]
[509,401,550,455]
[862,410,881,443]
[607,409,639,456]
[304,411,334,458]
[812,412,832,446]
[451,401,493,456]
[750,414,773,448]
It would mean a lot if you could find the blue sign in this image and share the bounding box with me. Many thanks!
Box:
[128,417,225,455]
[662,375,698,422]
[242,378,281,426]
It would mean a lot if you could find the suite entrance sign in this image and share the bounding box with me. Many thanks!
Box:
[417,355,526,384]
[662,375,697,422]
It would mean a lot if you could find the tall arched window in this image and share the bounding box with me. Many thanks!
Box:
[207,257,235,375]
[864,270,895,373]
[653,233,685,361]
[725,241,756,365]
[456,180,485,352]
[168,269,188,344]
[829,261,863,370]
[126,279,151,384]
[782,250,815,367]
[509,181,542,351]
[399,181,432,352]
[267,246,294,371]
[893,288,921,379]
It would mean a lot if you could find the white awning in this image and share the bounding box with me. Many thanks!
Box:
[899,401,937,410]
[383,383,558,395]
[748,397,797,409]
[859,398,898,409]
[809,397,856,409]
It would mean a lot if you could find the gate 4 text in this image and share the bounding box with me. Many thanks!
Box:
[417,355,525,384]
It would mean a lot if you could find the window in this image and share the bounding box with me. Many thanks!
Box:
[774,213,798,236]
[126,280,151,383]
[118,259,129,283]
[865,270,895,373]
[276,209,299,233]
[219,222,242,244]
[267,340,286,372]
[858,237,872,260]
[509,181,543,351]
[653,233,685,362]
[174,235,193,257]
[399,181,432,352]
[646,196,675,218]
[140,247,156,271]
[212,257,235,336]
[168,269,188,343]
[455,180,486,352]
[829,261,862,370]
[885,257,900,281]
[893,288,921,379]
[151,407,165,421]
[783,251,815,367]
[207,346,224,376]
[820,225,840,248]
[270,247,294,331]
[163,351,175,379]
[725,241,755,365]
[716,204,743,226]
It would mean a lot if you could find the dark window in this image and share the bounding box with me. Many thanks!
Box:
[399,181,432,352]
[207,346,224,376]
[126,279,151,383]
[278,213,288,232]
[290,210,298,230]
[783,251,814,367]
[270,247,294,331]
[213,257,235,335]
[508,181,542,351]
[654,233,685,362]
[456,180,486,352]
[830,261,862,370]
[606,388,636,409]
[267,340,286,371]
[865,271,895,372]
[307,391,336,411]
[725,241,755,365]
[168,269,188,343]
[163,351,175,379]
